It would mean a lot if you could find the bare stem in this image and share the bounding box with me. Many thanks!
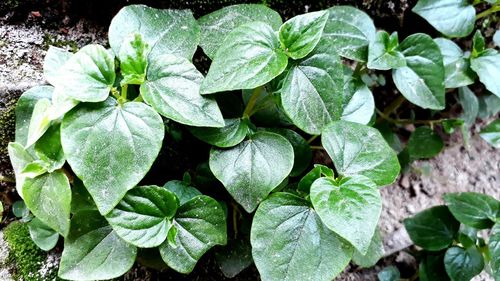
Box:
[243,87,262,118]
[310,145,325,150]
[476,4,500,20]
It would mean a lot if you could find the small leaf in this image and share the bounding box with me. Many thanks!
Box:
[58,211,137,280]
[163,180,202,205]
[166,224,178,248]
[26,98,51,148]
[404,205,460,251]
[215,239,253,278]
[297,164,334,193]
[352,228,385,268]
[342,70,375,125]
[15,86,53,146]
[34,124,65,171]
[106,185,179,248]
[251,192,353,281]
[367,31,406,70]
[8,143,35,198]
[489,224,500,280]
[480,119,500,148]
[412,0,475,38]
[378,266,401,281]
[443,192,499,229]
[159,195,227,274]
[28,217,59,251]
[444,247,484,281]
[53,44,116,102]
[21,161,48,178]
[61,98,164,215]
[279,11,328,59]
[209,131,294,212]
[323,6,376,61]
[141,54,224,127]
[43,46,73,86]
[310,175,381,254]
[321,120,400,186]
[434,38,475,88]
[472,31,485,56]
[198,4,282,59]
[392,33,445,110]
[407,126,444,160]
[119,33,150,85]
[471,51,500,98]
[201,22,288,95]
[189,118,248,148]
[12,200,29,219]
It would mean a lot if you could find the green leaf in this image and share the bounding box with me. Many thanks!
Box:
[310,175,381,254]
[419,252,450,281]
[279,11,328,60]
[201,22,288,95]
[15,86,53,146]
[106,185,179,248]
[342,71,375,125]
[443,192,499,229]
[159,195,227,274]
[209,131,294,212]
[444,247,484,281]
[471,51,500,98]
[28,217,59,251]
[12,200,29,219]
[22,170,71,237]
[34,124,65,171]
[478,94,500,119]
[458,87,479,128]
[378,266,401,281]
[407,126,444,160]
[434,38,475,88]
[119,33,150,85]
[215,239,253,278]
[53,44,115,102]
[392,33,445,110]
[49,89,80,121]
[108,5,200,61]
[26,98,51,147]
[323,6,376,61]
[70,178,97,214]
[242,87,292,127]
[163,180,202,205]
[412,0,475,38]
[480,119,500,148]
[375,122,403,153]
[198,4,282,59]
[472,31,485,56]
[442,119,464,134]
[281,38,343,135]
[489,224,500,280]
[58,211,137,280]
[352,228,385,268]
[43,46,73,86]
[21,161,48,178]
[61,98,164,215]
[367,31,406,70]
[494,30,500,48]
[8,143,35,198]
[141,54,224,127]
[251,192,353,281]
[189,118,248,148]
[297,164,334,193]
[457,225,477,249]
[404,205,460,251]
[321,120,400,186]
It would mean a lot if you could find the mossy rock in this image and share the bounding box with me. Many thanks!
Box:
[0,94,17,179]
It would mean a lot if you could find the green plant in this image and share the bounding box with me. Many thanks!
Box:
[402,192,499,281]
[4,1,500,281]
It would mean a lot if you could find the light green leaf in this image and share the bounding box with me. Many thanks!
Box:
[43,46,73,86]
[141,54,224,127]
[251,192,353,281]
[61,98,164,215]
[34,124,65,171]
[489,224,500,280]
[321,120,400,186]
[49,89,80,121]
[159,195,227,274]
[209,131,294,212]
[281,38,343,135]
[15,86,53,146]
[478,94,500,119]
[21,161,48,178]
[444,247,484,281]
[279,11,328,60]
[444,192,499,229]
[106,185,179,248]
[323,6,376,61]
[53,44,115,102]
[342,71,375,125]
[189,118,248,148]
[58,211,137,280]
[28,217,59,251]
[352,228,384,268]
[108,5,200,61]
[26,98,51,148]
[392,33,445,110]
[22,170,71,237]
[472,31,485,56]
[407,126,444,160]
[434,38,475,88]
[458,87,479,128]
[201,22,288,95]
[412,0,475,38]
[404,205,460,251]
[480,119,500,148]
[494,30,500,48]
[163,180,202,205]
[119,33,150,85]
[367,31,406,70]
[471,51,500,98]
[7,142,34,198]
[310,175,381,254]
[198,4,282,59]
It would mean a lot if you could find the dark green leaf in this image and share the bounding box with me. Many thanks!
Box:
[189,118,248,148]
[215,239,253,278]
[444,247,484,281]
[242,87,292,127]
[209,131,294,212]
[15,86,53,146]
[419,252,450,281]
[163,180,202,205]
[444,192,499,229]
[43,46,73,86]
[119,33,149,85]
[442,119,464,134]
[28,217,59,251]
[434,38,475,88]
[321,120,400,186]
[367,31,406,70]
[407,126,444,160]
[404,205,460,251]
[297,164,334,193]
[378,266,401,281]
[342,71,375,125]
[457,225,477,249]
[70,178,97,213]
[472,31,485,56]
[352,228,385,268]
[34,124,65,171]
[480,119,500,148]
[478,94,500,119]
[61,98,164,215]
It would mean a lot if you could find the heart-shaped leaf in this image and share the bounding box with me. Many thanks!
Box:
[443,192,499,229]
[15,86,53,146]
[352,228,385,268]
[198,4,282,59]
[141,54,224,127]
[434,38,475,88]
[201,22,288,95]
[209,131,294,212]
[444,247,484,281]
[321,120,400,186]
[106,185,179,248]
[61,98,164,214]
[367,31,406,70]
[159,195,226,274]
[118,33,150,85]
[43,46,73,86]
[251,192,353,281]
[28,217,59,251]
[310,175,381,254]
[342,71,375,125]
[189,118,249,148]
[163,180,202,205]
[407,126,444,160]
[471,50,500,98]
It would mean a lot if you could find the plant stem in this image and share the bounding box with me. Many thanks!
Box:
[376,95,406,123]
[0,175,15,183]
[376,109,446,125]
[353,62,366,75]
[243,87,262,118]
[121,84,128,100]
[306,135,318,144]
[310,145,325,150]
[476,4,500,20]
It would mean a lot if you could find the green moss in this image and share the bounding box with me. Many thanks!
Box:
[0,97,16,178]
[42,33,78,52]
